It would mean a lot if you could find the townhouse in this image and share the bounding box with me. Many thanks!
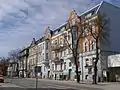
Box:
[75,1,120,82]
[27,34,51,78]
[19,47,29,78]
[18,1,120,82]
[27,38,38,78]
[47,1,120,82]
[37,36,51,79]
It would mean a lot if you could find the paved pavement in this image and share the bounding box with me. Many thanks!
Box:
[0,78,120,90]
[0,83,21,87]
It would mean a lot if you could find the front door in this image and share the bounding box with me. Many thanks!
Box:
[68,69,72,80]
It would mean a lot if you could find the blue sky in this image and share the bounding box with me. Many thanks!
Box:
[0,0,120,57]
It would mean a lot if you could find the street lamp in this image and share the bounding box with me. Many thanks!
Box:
[35,47,39,90]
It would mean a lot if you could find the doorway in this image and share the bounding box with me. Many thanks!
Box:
[68,69,72,80]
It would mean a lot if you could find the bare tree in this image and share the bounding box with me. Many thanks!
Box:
[8,49,21,62]
[0,57,9,76]
[8,49,21,77]
[86,14,109,84]
[63,18,84,83]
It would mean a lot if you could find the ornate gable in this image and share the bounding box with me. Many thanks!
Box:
[44,26,52,40]
[68,10,80,26]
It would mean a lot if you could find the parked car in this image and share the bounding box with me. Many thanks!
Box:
[0,74,4,83]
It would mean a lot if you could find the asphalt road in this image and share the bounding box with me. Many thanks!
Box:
[1,78,104,90]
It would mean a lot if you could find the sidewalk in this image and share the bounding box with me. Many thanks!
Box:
[25,77,107,85]
[25,78,120,90]
[0,83,22,87]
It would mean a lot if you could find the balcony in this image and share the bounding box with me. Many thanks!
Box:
[52,44,60,51]
[53,69,63,73]
[53,57,64,63]
[53,57,60,63]
[42,60,49,66]
[51,43,68,52]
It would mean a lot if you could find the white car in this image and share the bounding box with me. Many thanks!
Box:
[0,74,4,83]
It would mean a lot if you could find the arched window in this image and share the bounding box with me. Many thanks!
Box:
[84,41,89,52]
[90,40,95,50]
[85,42,87,52]
[85,58,89,67]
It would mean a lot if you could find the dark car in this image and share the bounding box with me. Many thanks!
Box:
[0,74,4,83]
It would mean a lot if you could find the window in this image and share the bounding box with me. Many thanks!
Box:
[59,38,62,44]
[78,61,80,67]
[85,42,87,52]
[46,42,49,49]
[85,59,89,67]
[60,51,62,57]
[43,53,44,59]
[64,50,66,56]
[92,57,96,66]
[64,62,66,70]
[68,31,71,40]
[46,53,48,59]
[55,64,57,70]
[55,40,57,45]
[69,62,72,67]
[55,53,57,57]
[63,33,67,44]
[52,64,54,70]
[68,49,71,54]
[44,66,46,71]
[61,63,63,70]
[43,43,44,49]
[85,75,88,79]
[32,59,34,65]
[72,26,77,40]
[91,41,95,50]
[85,12,92,18]
[88,67,92,74]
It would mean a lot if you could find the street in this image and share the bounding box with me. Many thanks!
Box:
[1,78,103,90]
[0,78,119,90]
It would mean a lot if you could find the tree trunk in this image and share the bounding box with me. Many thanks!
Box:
[93,63,98,84]
[93,39,99,84]
[74,57,80,83]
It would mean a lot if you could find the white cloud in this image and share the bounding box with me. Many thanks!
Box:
[0,0,119,57]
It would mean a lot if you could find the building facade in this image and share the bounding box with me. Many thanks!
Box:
[19,47,29,78]
[18,1,120,82]
[27,38,38,78]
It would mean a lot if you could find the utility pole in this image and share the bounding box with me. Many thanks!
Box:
[35,47,38,90]
[81,54,84,82]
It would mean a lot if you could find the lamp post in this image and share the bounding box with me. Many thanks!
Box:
[81,54,84,82]
[35,47,38,90]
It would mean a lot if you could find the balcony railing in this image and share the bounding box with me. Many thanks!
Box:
[53,69,63,72]
[52,57,64,64]
[51,44,60,51]
[53,57,60,63]
[51,43,68,52]
[42,60,49,65]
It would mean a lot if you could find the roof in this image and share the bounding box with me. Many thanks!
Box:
[51,2,102,35]
[36,36,45,44]
[51,1,120,35]
[52,23,67,36]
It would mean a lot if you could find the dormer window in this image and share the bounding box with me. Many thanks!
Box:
[85,13,92,18]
